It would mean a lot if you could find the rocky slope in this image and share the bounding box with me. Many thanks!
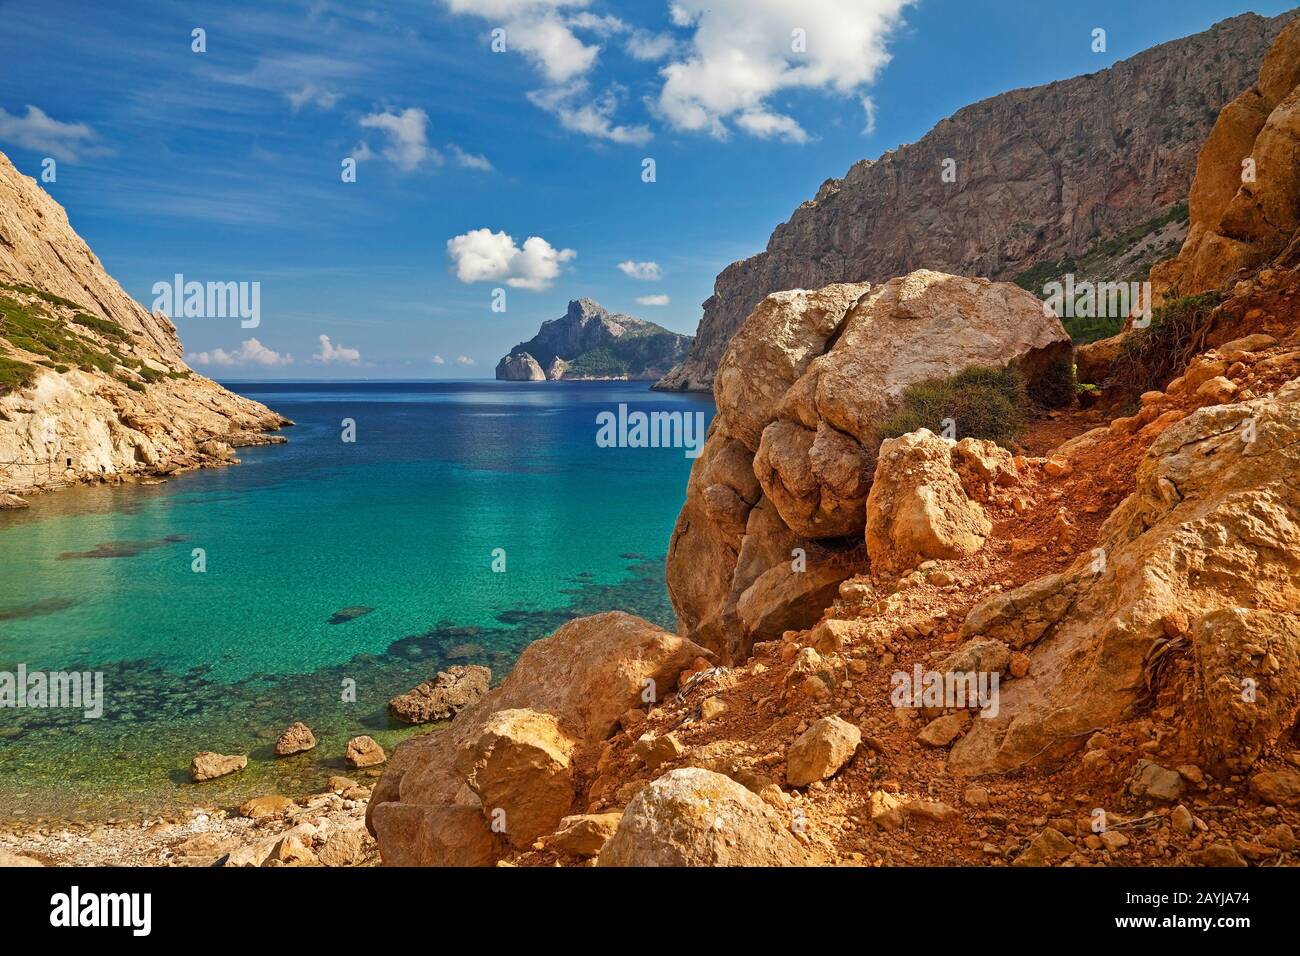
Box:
[0,150,288,501]
[366,21,1300,867]
[655,10,1297,392]
[495,298,691,381]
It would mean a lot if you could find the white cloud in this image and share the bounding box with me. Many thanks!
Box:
[187,338,292,367]
[356,107,493,173]
[636,294,671,306]
[447,144,494,171]
[618,260,663,281]
[446,228,576,291]
[861,95,878,135]
[735,109,808,144]
[625,30,678,61]
[656,0,913,141]
[527,83,651,145]
[442,1,599,84]
[313,334,361,363]
[0,106,107,162]
[457,355,476,366]
[432,355,446,365]
[358,107,440,171]
[288,83,341,111]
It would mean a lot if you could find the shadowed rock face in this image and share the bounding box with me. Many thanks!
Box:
[668,271,1071,662]
[655,11,1296,393]
[495,298,691,381]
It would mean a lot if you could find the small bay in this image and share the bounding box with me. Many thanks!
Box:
[0,380,712,819]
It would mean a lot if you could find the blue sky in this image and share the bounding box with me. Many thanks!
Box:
[0,0,1291,378]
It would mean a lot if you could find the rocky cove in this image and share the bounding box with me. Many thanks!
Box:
[2,10,1300,873]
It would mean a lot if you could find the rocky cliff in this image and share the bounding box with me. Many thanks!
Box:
[0,150,288,501]
[370,20,1300,867]
[655,10,1297,392]
[496,298,691,381]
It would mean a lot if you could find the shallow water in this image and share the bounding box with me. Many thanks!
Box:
[0,380,712,820]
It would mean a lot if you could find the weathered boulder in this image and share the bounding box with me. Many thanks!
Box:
[597,768,810,866]
[785,716,861,787]
[550,812,622,857]
[345,736,386,769]
[1251,769,1300,806]
[388,665,491,724]
[1013,828,1075,867]
[713,284,872,451]
[755,272,1068,540]
[668,271,1067,662]
[865,428,993,572]
[189,751,247,782]
[950,379,1300,776]
[370,612,710,865]
[274,721,316,756]
[317,825,372,867]
[456,708,576,849]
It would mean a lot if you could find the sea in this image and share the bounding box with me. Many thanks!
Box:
[0,380,713,819]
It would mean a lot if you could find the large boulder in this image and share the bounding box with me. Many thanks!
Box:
[597,768,810,866]
[455,708,576,848]
[950,378,1300,776]
[865,429,995,573]
[388,665,491,724]
[369,612,710,865]
[667,270,1068,662]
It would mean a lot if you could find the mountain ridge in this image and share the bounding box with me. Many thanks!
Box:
[655,9,1299,392]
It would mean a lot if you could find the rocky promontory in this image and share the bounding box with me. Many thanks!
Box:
[0,149,288,499]
[496,298,691,381]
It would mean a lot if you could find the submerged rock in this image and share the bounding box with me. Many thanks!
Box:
[274,721,317,756]
[189,751,247,782]
[389,665,491,724]
[345,736,386,769]
[328,605,374,625]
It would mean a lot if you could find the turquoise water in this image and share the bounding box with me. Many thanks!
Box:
[0,381,713,819]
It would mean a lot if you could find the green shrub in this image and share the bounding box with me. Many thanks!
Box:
[116,375,146,392]
[1026,352,1078,409]
[877,364,1029,448]
[1109,292,1221,394]
[0,294,122,374]
[0,353,38,395]
[72,312,133,343]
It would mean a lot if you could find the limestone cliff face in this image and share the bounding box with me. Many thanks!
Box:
[496,298,691,381]
[0,150,288,499]
[656,11,1296,392]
